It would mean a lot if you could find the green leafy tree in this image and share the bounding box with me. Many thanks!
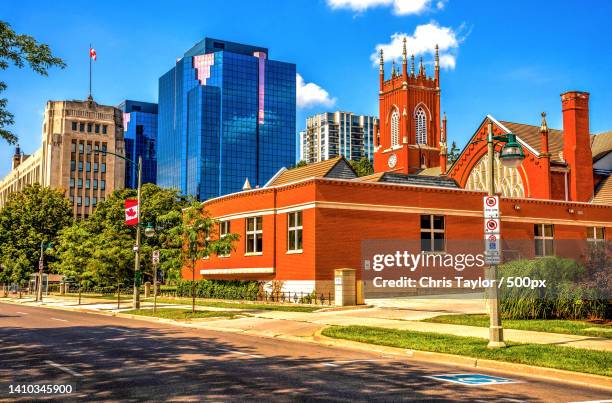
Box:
[447,141,461,165]
[0,21,66,144]
[181,202,239,312]
[349,157,374,177]
[291,160,308,169]
[0,184,72,287]
[50,221,96,303]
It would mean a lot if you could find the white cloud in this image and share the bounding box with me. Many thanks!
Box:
[296,74,336,109]
[370,21,467,70]
[327,0,438,15]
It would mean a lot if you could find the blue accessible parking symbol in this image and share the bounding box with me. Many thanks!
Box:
[426,373,517,386]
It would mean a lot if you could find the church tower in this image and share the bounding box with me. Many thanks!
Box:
[373,40,442,174]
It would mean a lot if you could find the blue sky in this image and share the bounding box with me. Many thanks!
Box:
[2,0,612,177]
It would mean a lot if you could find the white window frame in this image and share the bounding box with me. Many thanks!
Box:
[245,216,263,255]
[219,221,231,257]
[287,211,303,253]
[534,224,554,257]
[415,107,427,145]
[391,109,400,147]
[420,215,445,252]
[587,227,606,246]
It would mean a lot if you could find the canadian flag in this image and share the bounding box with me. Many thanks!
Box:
[125,199,139,226]
[90,47,97,61]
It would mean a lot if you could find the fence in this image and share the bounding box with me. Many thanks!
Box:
[151,288,334,306]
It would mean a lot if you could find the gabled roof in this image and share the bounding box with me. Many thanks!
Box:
[500,121,565,163]
[592,176,612,205]
[591,131,612,161]
[266,156,357,187]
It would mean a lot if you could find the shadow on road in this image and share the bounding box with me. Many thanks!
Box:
[0,321,536,402]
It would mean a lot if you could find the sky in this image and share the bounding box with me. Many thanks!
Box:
[2,0,612,178]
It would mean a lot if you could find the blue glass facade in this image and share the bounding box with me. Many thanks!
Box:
[118,100,158,188]
[157,38,296,200]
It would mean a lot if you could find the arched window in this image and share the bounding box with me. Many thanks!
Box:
[415,107,427,145]
[390,108,400,147]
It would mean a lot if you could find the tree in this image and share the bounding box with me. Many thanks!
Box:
[0,184,72,287]
[181,202,239,312]
[0,21,66,144]
[447,141,461,165]
[50,221,96,303]
[291,160,308,169]
[349,157,374,177]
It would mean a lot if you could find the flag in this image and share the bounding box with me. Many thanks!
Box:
[125,199,138,226]
[90,47,97,61]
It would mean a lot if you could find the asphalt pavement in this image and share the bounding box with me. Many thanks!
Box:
[0,302,609,402]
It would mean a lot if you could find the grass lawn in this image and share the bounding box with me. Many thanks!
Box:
[122,308,239,320]
[322,326,612,377]
[424,314,612,339]
[145,296,322,312]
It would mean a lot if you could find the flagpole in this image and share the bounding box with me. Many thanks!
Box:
[89,43,92,99]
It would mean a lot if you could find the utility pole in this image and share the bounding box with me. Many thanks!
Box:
[133,156,143,309]
[36,241,44,302]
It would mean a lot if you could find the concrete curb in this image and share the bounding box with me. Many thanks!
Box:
[2,299,611,391]
[312,329,612,391]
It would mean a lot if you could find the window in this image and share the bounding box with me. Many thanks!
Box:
[87,123,92,133]
[79,143,84,153]
[101,163,106,173]
[136,125,144,135]
[94,162,98,172]
[85,197,90,207]
[102,125,107,134]
[87,144,92,154]
[93,179,98,189]
[245,217,263,254]
[70,160,76,171]
[534,224,554,257]
[76,196,82,206]
[70,178,75,188]
[95,124,100,134]
[101,144,107,153]
[287,211,303,252]
[71,121,77,131]
[78,179,82,189]
[219,221,231,257]
[587,227,605,246]
[390,108,399,147]
[92,197,97,206]
[415,106,427,144]
[79,122,85,132]
[100,180,106,190]
[71,142,76,152]
[420,215,445,252]
[86,162,91,172]
[78,161,83,172]
[86,179,90,189]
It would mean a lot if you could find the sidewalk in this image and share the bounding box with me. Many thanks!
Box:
[2,295,611,352]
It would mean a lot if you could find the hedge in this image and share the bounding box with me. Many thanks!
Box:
[174,279,260,300]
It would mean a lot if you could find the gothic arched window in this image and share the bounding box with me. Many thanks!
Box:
[391,108,400,147]
[415,107,427,145]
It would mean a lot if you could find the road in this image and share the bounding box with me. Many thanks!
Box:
[0,302,609,402]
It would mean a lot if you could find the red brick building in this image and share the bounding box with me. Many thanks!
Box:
[187,51,612,296]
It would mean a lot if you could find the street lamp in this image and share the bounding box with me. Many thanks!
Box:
[92,149,143,309]
[36,241,53,302]
[480,121,525,349]
[144,223,156,238]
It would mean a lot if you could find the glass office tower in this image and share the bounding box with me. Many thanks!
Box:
[157,38,296,200]
[118,100,158,188]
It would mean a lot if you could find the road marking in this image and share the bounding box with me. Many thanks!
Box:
[45,360,83,377]
[426,373,517,386]
[333,359,387,364]
[50,318,69,322]
[322,362,339,367]
[16,311,28,315]
[107,327,134,334]
[216,348,263,358]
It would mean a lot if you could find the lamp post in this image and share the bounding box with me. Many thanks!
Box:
[482,121,525,348]
[144,223,157,312]
[36,241,53,302]
[92,149,143,309]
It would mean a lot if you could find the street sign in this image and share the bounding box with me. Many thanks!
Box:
[152,250,160,265]
[485,234,501,254]
[426,373,516,386]
[485,254,501,265]
[483,196,500,218]
[484,218,500,234]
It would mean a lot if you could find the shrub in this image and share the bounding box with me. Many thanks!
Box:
[175,279,260,300]
[497,256,607,320]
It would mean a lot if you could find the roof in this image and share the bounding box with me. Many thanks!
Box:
[267,157,356,187]
[500,121,565,163]
[416,166,442,176]
[592,176,612,205]
[356,171,459,188]
[591,131,612,161]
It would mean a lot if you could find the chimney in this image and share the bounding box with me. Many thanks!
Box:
[12,146,22,170]
[561,91,593,202]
